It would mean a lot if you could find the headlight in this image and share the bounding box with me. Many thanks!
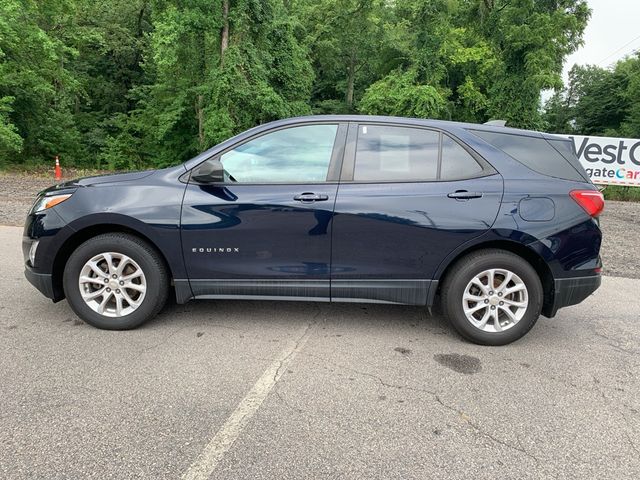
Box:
[31,193,73,214]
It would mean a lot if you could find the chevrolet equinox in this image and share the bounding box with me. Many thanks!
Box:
[23,116,603,345]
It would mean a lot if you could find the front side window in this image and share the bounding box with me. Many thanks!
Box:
[220,124,338,183]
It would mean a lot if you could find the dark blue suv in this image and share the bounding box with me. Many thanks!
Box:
[23,116,603,345]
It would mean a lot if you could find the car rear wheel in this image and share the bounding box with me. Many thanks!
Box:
[441,249,543,346]
[63,233,169,330]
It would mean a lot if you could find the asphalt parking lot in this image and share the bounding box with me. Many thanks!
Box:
[1,225,639,479]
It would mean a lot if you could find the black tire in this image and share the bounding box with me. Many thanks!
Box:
[441,249,543,346]
[63,233,169,330]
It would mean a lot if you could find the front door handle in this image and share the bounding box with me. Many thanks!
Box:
[293,192,329,202]
[447,190,483,200]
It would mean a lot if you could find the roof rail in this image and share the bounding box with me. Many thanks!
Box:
[484,119,507,127]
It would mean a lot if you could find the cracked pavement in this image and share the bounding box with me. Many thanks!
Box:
[0,225,639,479]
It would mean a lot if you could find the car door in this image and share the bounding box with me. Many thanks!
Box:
[330,122,503,305]
[181,122,347,300]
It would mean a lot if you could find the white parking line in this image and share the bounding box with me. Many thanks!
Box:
[181,321,316,480]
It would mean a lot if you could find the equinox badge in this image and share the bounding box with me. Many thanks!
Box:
[192,247,240,253]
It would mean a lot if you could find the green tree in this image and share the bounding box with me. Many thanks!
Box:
[616,55,640,138]
[543,55,640,137]
[358,0,454,118]
[70,0,152,168]
[0,0,594,169]
[358,0,589,128]
[100,0,314,168]
[0,97,22,159]
[295,0,388,113]
[0,0,83,164]
[472,0,590,128]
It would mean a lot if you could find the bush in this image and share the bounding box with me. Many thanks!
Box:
[602,185,640,202]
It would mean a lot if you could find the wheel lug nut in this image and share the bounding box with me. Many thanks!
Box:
[116,289,120,294]
[489,291,494,295]
[112,274,117,279]
[484,299,489,304]
[491,305,495,310]
[498,292,502,297]
[119,281,124,286]
[499,301,504,306]
[104,278,109,283]
[106,288,111,292]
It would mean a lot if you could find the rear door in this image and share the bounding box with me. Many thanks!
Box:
[330,123,503,304]
[181,122,347,300]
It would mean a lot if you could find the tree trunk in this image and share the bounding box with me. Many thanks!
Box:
[220,0,229,63]
[196,94,205,150]
[136,1,146,37]
[346,53,356,109]
[195,20,206,151]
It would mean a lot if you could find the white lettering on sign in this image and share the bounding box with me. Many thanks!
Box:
[561,134,640,187]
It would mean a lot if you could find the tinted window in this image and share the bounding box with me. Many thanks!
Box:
[354,125,439,181]
[441,135,483,180]
[220,124,338,183]
[548,139,591,182]
[471,130,584,181]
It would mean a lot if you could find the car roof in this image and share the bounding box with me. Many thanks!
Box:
[183,114,569,170]
[267,115,567,141]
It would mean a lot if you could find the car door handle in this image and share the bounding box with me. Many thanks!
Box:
[447,190,483,200]
[293,192,329,202]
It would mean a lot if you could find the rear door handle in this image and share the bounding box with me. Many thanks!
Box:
[293,192,329,202]
[447,190,483,200]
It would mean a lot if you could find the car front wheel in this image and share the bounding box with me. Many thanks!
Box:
[63,233,169,330]
[441,249,543,346]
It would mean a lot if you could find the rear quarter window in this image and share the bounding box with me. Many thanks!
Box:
[547,139,591,182]
[470,130,585,182]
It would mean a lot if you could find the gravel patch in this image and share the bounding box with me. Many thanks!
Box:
[599,200,640,278]
[1,172,638,278]
[0,173,55,226]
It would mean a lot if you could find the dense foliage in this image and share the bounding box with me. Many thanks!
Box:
[1,0,592,168]
[544,55,640,138]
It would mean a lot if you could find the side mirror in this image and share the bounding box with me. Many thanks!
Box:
[191,160,224,184]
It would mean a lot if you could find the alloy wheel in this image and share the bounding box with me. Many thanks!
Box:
[78,252,147,318]
[462,268,529,333]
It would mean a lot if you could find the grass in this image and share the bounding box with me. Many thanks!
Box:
[601,185,640,202]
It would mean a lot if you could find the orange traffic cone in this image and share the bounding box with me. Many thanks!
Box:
[54,155,62,181]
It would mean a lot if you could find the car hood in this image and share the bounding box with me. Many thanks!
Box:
[41,170,156,193]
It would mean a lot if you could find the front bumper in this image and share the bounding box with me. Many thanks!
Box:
[24,265,60,301]
[545,274,601,317]
[22,208,74,303]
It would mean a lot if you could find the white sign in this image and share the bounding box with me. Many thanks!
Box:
[562,134,640,187]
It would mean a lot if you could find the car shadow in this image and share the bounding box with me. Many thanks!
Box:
[151,298,459,340]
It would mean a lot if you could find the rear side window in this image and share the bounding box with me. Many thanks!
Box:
[353,125,485,182]
[471,130,584,181]
[354,126,439,181]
